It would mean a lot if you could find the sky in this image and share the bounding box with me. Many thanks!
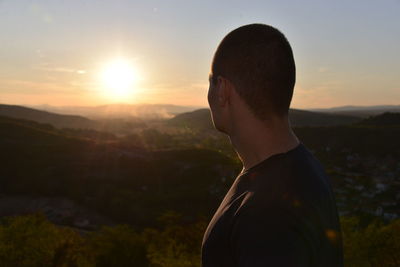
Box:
[0,0,399,109]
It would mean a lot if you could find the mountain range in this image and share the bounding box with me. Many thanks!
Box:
[167,108,362,130]
[310,105,400,117]
[0,104,97,129]
[32,104,200,119]
[1,103,398,132]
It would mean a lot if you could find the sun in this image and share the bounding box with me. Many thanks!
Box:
[99,59,140,100]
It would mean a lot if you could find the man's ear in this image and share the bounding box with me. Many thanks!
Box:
[217,76,231,107]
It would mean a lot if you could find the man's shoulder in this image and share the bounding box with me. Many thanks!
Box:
[234,144,336,220]
[264,144,333,199]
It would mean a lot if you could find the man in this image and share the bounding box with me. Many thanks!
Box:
[201,24,344,267]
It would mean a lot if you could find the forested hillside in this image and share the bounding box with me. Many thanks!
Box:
[0,111,399,266]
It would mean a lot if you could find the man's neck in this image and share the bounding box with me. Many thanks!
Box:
[229,116,300,172]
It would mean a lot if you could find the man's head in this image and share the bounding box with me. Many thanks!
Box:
[208,23,296,133]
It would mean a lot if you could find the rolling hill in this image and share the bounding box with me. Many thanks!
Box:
[0,104,146,134]
[0,115,237,227]
[33,103,200,119]
[311,105,400,117]
[357,112,400,126]
[167,108,362,130]
[0,104,97,129]
[167,109,213,130]
[288,109,361,127]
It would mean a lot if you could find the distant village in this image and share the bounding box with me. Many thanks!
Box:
[324,146,400,221]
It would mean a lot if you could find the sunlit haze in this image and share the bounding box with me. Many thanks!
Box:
[0,0,399,109]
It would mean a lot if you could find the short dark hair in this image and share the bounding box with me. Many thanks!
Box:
[211,23,296,119]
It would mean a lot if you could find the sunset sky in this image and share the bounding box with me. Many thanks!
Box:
[0,0,399,109]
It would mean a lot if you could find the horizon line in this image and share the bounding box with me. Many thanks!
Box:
[1,101,399,111]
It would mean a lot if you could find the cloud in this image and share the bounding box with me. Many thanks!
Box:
[35,65,87,75]
[0,79,79,95]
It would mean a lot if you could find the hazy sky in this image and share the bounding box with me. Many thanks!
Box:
[0,0,399,109]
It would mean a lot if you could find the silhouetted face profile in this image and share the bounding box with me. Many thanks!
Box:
[207,74,227,133]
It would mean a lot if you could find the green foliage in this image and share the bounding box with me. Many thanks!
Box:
[143,211,207,267]
[1,112,400,266]
[341,216,400,267]
[357,112,400,126]
[121,133,144,147]
[0,213,208,267]
[1,213,400,267]
[88,225,148,267]
[141,128,175,149]
[0,213,92,267]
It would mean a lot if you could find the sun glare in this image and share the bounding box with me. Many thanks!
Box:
[99,59,140,100]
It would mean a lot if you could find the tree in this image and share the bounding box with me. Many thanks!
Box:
[0,213,92,267]
[341,216,400,266]
[87,225,148,267]
[142,211,207,267]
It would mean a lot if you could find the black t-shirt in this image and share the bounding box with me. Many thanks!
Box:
[201,143,344,267]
